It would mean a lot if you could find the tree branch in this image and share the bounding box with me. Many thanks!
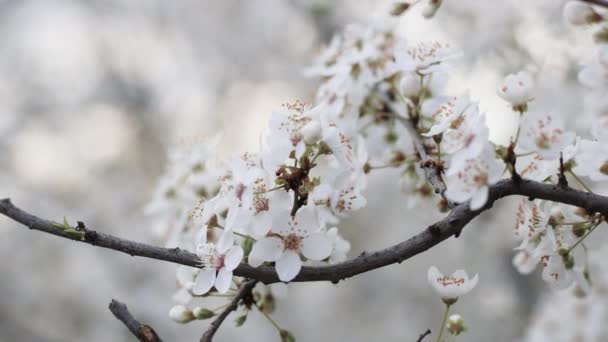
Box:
[416,328,431,342]
[200,279,257,342]
[580,0,608,9]
[109,299,163,342]
[1,178,608,285]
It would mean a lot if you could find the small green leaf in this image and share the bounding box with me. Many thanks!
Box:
[64,229,85,240]
[235,314,247,327]
[280,329,296,342]
[193,308,215,320]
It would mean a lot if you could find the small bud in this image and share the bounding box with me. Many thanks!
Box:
[384,130,398,143]
[563,254,575,269]
[446,314,466,336]
[302,121,322,145]
[572,223,587,237]
[437,198,449,213]
[422,0,442,19]
[280,329,296,342]
[235,314,247,327]
[169,305,195,323]
[594,27,608,43]
[192,307,215,320]
[558,248,570,256]
[399,73,421,98]
[563,1,603,26]
[318,141,332,155]
[363,163,372,174]
[390,2,411,16]
[548,206,565,226]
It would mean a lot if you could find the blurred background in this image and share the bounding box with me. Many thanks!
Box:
[0,0,601,341]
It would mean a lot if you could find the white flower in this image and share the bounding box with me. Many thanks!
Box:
[169,305,194,323]
[393,41,462,75]
[427,266,479,302]
[563,1,602,26]
[399,72,422,98]
[514,199,548,250]
[578,46,608,88]
[497,71,534,107]
[572,139,608,182]
[422,94,473,138]
[248,206,332,282]
[309,170,367,224]
[302,120,323,145]
[445,148,504,210]
[192,232,244,295]
[517,114,575,159]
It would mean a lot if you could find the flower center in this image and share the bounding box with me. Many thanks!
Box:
[283,233,302,251]
[436,275,465,287]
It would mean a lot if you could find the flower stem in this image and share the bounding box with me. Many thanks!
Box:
[436,303,451,342]
[256,304,282,331]
[568,170,593,193]
[213,226,256,241]
[567,220,602,254]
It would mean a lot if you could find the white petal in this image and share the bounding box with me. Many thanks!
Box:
[224,246,244,271]
[248,237,284,267]
[469,186,489,210]
[193,268,216,295]
[215,268,233,294]
[275,250,302,282]
[295,205,319,234]
[251,211,272,236]
[216,231,234,254]
[301,233,332,261]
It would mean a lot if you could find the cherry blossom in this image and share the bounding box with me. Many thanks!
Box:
[445,148,504,210]
[248,206,332,282]
[393,41,462,75]
[517,114,575,159]
[573,139,608,182]
[497,71,535,108]
[193,231,244,294]
[427,266,479,302]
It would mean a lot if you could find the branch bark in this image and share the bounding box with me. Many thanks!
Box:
[109,299,163,342]
[1,178,608,285]
[416,328,431,342]
[200,279,257,342]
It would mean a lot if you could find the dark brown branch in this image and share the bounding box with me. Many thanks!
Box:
[2,178,608,285]
[580,0,608,9]
[416,329,431,342]
[109,299,162,342]
[200,279,257,342]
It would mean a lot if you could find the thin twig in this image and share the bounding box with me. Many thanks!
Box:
[1,178,608,284]
[396,116,452,208]
[416,328,431,342]
[200,279,257,342]
[109,299,163,342]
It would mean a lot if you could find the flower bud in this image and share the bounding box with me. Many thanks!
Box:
[280,329,296,342]
[193,307,215,320]
[446,314,466,335]
[572,223,587,237]
[302,121,322,145]
[399,73,421,98]
[548,206,565,226]
[563,1,602,26]
[390,2,411,16]
[497,71,534,109]
[169,305,195,323]
[422,0,442,19]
